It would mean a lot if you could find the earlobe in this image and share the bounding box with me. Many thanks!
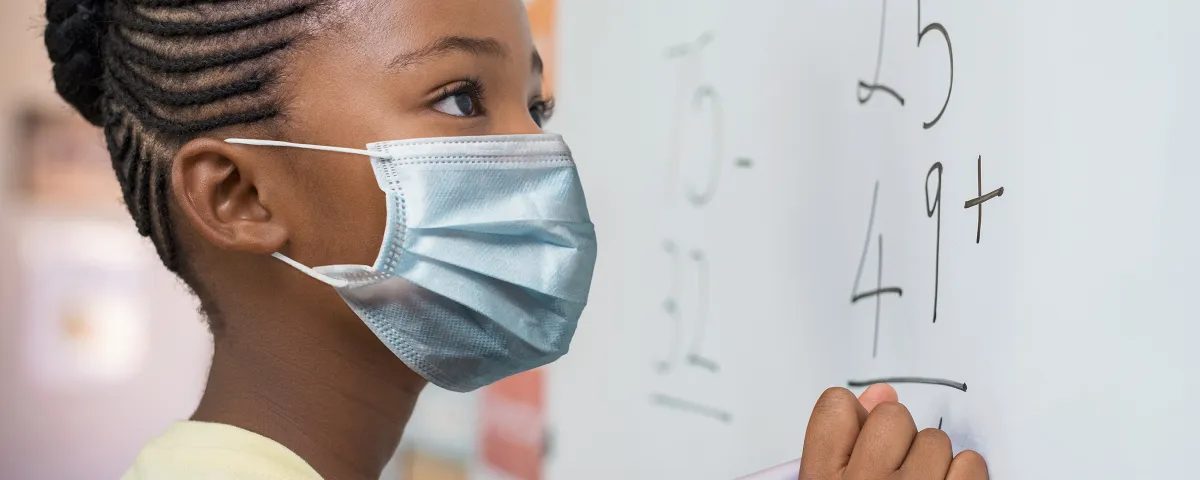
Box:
[171,137,289,255]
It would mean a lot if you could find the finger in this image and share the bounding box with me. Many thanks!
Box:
[844,402,917,478]
[857,383,898,413]
[946,450,989,480]
[798,387,870,478]
[897,428,952,480]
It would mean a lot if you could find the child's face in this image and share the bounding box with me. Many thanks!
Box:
[200,0,548,326]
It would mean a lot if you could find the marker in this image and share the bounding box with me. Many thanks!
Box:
[734,459,801,480]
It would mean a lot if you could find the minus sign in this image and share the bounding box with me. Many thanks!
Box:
[651,393,734,423]
[847,377,967,392]
[735,157,753,168]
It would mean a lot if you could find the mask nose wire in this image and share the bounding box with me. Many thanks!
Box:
[224,138,388,159]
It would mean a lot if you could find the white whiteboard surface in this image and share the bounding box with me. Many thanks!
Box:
[546,1,1200,479]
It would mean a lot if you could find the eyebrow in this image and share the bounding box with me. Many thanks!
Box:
[387,36,510,70]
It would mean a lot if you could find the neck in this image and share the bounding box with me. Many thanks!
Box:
[192,315,427,480]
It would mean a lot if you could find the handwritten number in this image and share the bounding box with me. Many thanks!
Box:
[852,182,903,358]
[917,0,954,129]
[658,241,720,373]
[857,0,906,105]
[685,87,725,206]
[657,241,684,373]
[925,163,943,323]
[666,33,723,207]
[686,250,719,371]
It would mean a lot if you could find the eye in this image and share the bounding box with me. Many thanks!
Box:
[432,81,485,118]
[529,97,556,127]
[433,92,479,117]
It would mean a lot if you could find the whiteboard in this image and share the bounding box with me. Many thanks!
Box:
[545,1,1200,479]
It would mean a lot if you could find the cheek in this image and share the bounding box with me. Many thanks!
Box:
[342,178,390,266]
[297,162,388,266]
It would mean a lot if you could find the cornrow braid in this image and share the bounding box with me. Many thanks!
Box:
[44,0,327,288]
[131,0,241,8]
[110,2,313,37]
[109,36,292,74]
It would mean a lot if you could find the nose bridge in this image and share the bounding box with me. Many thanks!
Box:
[492,101,543,136]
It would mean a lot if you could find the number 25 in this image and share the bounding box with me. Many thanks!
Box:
[918,0,953,129]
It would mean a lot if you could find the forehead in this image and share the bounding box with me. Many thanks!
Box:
[331,0,534,59]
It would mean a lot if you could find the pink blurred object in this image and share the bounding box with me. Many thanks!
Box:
[734,458,800,480]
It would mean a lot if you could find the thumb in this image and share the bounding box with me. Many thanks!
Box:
[857,383,898,412]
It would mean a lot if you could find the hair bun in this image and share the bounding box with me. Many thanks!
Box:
[45,0,108,126]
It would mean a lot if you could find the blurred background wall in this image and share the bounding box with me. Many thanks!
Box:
[0,2,216,479]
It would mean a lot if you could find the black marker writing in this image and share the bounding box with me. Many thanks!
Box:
[666,31,713,59]
[685,250,719,371]
[963,155,1004,243]
[651,393,733,423]
[857,0,906,106]
[917,0,954,129]
[657,241,719,373]
[652,243,728,424]
[665,32,730,207]
[848,377,967,392]
[852,182,904,358]
[925,162,943,323]
[657,240,684,374]
[688,86,724,206]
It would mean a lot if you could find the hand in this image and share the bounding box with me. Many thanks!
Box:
[798,385,987,479]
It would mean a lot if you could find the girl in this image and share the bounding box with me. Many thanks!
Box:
[43,0,985,478]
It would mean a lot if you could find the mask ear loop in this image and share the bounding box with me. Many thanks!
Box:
[224,138,388,159]
[268,252,351,289]
[224,138,392,289]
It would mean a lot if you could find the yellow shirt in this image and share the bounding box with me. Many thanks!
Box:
[121,421,323,480]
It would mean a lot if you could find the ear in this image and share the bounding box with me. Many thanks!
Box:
[171,137,288,255]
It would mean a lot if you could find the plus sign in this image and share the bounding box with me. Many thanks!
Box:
[963,155,1004,243]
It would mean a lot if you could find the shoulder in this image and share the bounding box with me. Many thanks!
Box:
[120,421,323,480]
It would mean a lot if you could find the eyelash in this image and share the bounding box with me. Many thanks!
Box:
[432,78,558,125]
[435,78,488,115]
[531,96,557,126]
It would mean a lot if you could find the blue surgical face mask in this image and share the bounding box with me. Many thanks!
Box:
[224,133,598,392]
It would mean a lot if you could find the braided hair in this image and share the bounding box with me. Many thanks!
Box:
[44,0,326,294]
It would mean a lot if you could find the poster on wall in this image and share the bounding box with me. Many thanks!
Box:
[19,216,151,390]
[10,103,121,214]
[478,2,557,479]
[9,102,149,389]
[480,370,547,480]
